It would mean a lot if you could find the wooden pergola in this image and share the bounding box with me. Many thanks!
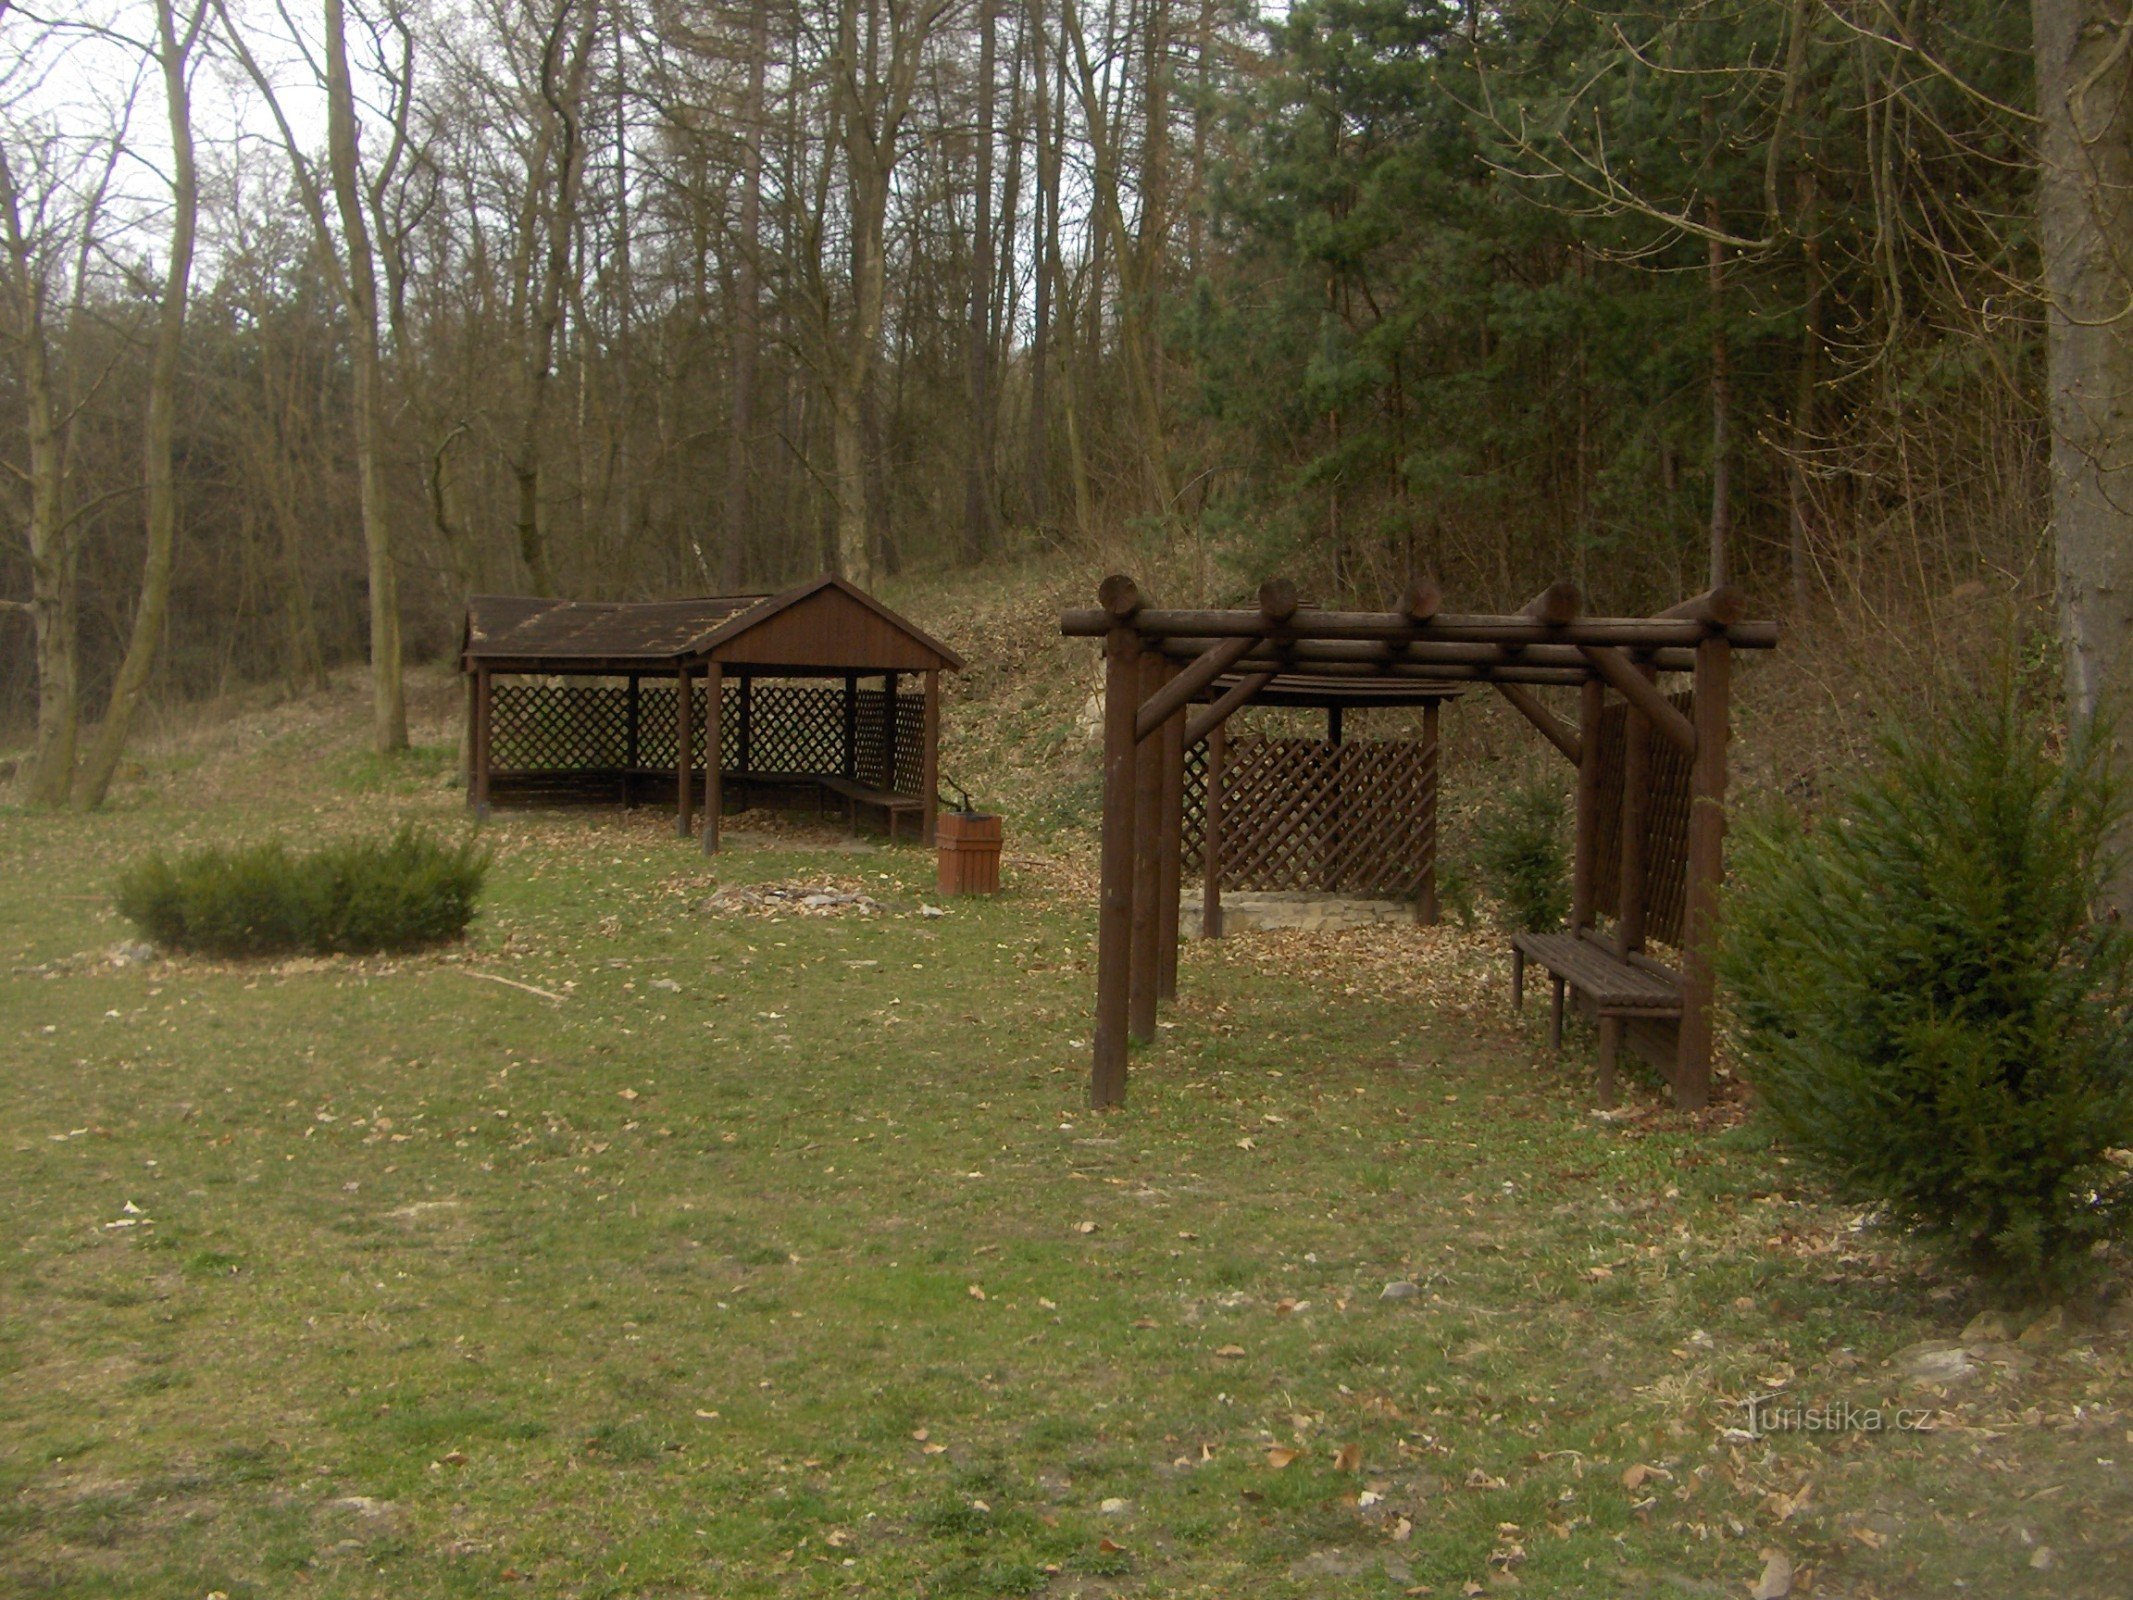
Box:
[462,575,963,852]
[1062,575,1778,1112]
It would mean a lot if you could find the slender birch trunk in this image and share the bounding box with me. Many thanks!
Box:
[75,0,203,805]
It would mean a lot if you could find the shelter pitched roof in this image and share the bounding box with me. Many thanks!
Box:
[462,594,767,666]
[460,576,964,674]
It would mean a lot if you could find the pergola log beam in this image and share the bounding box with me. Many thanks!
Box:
[1155,637,1715,674]
[1183,672,1278,746]
[1659,585,1748,626]
[1063,609,1776,650]
[1493,682,1582,764]
[1522,580,1581,627]
[1137,635,1263,739]
[1581,646,1698,755]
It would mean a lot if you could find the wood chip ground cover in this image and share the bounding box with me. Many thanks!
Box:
[0,663,2127,1598]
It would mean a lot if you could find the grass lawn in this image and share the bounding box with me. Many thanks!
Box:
[3,682,2129,1598]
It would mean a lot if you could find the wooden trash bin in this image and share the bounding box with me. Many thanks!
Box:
[936,811,1003,895]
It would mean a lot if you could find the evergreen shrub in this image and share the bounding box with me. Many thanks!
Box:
[1475,778,1570,932]
[117,828,487,958]
[1723,693,2133,1294]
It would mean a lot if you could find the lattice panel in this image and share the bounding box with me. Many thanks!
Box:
[489,679,928,795]
[1183,735,1438,900]
[491,684,633,770]
[894,694,925,794]
[740,684,846,774]
[1590,690,1692,946]
[635,684,731,771]
[842,687,924,791]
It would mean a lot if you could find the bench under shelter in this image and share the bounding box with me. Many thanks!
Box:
[1062,575,1777,1114]
[460,575,964,851]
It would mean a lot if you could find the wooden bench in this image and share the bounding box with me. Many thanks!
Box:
[1511,930,1683,1106]
[818,775,926,841]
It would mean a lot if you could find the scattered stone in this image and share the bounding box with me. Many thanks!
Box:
[649,977,682,992]
[1098,1497,1130,1515]
[333,1496,397,1520]
[699,882,882,919]
[1288,1550,1410,1583]
[2030,1546,2056,1570]
[919,904,948,918]
[2019,1305,2065,1346]
[1749,1548,1795,1600]
[1894,1340,1979,1386]
[1380,1281,1421,1301]
[107,941,157,967]
[1959,1309,2015,1347]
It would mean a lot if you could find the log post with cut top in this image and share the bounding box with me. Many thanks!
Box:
[1092,576,1144,1108]
[1674,632,1732,1110]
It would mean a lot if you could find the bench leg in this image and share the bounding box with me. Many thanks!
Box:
[1549,976,1565,1052]
[1511,947,1525,1010]
[1597,1016,1621,1110]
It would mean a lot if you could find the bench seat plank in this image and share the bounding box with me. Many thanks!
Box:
[819,776,923,811]
[1512,931,1681,1012]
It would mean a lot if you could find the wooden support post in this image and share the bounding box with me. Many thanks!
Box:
[1092,595,1144,1108]
[1549,975,1565,1050]
[921,668,941,845]
[703,663,724,854]
[676,667,695,837]
[1418,699,1441,924]
[1156,684,1185,1000]
[1570,679,1603,929]
[842,674,858,778]
[471,667,493,817]
[882,671,900,790]
[1618,670,1653,953]
[1327,704,1344,745]
[1675,634,1731,1110]
[1129,651,1164,1043]
[1597,1016,1621,1110]
[1203,720,1225,939]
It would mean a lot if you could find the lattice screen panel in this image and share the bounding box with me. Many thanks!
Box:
[492,684,634,770]
[1590,690,1692,946]
[489,679,926,794]
[1183,735,1438,900]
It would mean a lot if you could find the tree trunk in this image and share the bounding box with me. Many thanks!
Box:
[74,0,200,806]
[0,135,82,805]
[2036,0,2133,908]
[327,0,408,751]
[961,0,997,560]
[1705,208,1730,591]
[724,0,770,590]
[513,0,602,598]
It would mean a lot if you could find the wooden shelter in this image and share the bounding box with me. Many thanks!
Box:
[1062,576,1778,1113]
[461,575,963,852]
